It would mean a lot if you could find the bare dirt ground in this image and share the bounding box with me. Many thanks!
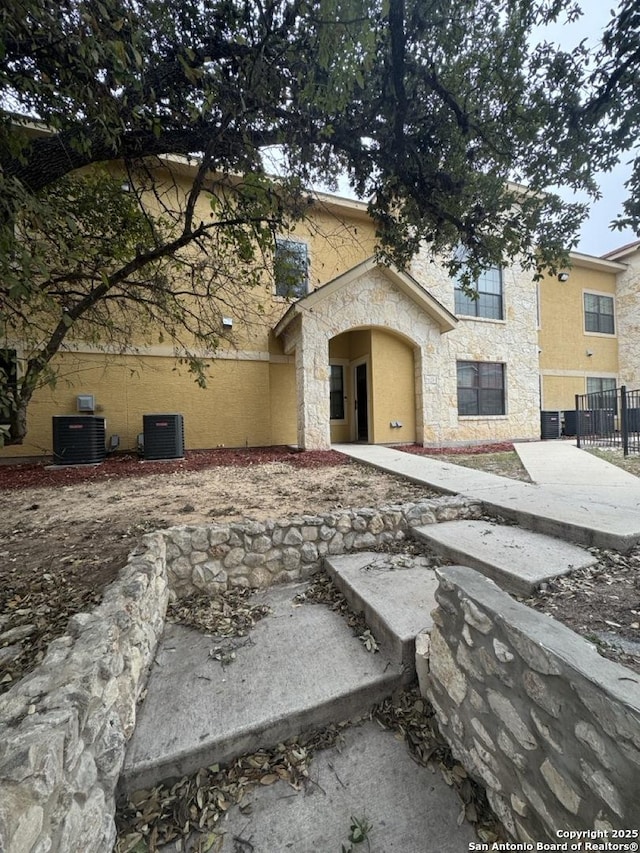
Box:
[0,448,437,692]
[1,444,639,692]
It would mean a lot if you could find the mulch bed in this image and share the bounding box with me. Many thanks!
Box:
[397,442,514,456]
[0,446,350,491]
[0,441,515,491]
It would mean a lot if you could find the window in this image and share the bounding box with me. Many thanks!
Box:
[275,238,308,299]
[457,361,505,416]
[587,376,617,412]
[330,364,345,421]
[587,377,616,396]
[454,266,503,320]
[584,293,615,334]
[0,349,17,424]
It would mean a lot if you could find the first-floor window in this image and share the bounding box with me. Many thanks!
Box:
[0,348,17,424]
[586,377,616,396]
[586,376,617,413]
[457,361,505,416]
[330,364,345,420]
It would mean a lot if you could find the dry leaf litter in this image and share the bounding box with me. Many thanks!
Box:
[525,545,640,675]
[115,578,505,852]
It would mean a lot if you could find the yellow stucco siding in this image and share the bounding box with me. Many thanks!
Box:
[268,361,297,446]
[343,329,371,362]
[538,264,619,410]
[540,375,591,412]
[2,165,382,457]
[370,331,416,443]
[283,206,376,292]
[0,350,291,457]
[9,154,637,458]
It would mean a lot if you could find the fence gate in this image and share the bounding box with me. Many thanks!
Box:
[575,385,640,455]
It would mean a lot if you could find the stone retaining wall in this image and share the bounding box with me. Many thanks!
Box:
[418,565,640,840]
[0,496,480,853]
[0,532,168,853]
[165,497,481,596]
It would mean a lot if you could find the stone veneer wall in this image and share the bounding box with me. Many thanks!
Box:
[615,251,640,390]
[0,497,480,853]
[164,496,480,596]
[418,565,640,840]
[0,532,168,853]
[409,249,541,445]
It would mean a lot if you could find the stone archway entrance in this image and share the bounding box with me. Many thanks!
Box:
[328,327,418,446]
[274,258,456,449]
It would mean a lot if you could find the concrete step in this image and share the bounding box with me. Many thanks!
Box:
[412,519,598,596]
[205,721,476,853]
[121,582,403,794]
[325,552,439,681]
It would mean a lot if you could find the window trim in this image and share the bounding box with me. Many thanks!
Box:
[454,265,504,321]
[274,237,309,301]
[583,290,616,336]
[456,360,506,417]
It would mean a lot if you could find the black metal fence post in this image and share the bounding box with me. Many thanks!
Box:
[621,385,628,457]
[575,393,581,448]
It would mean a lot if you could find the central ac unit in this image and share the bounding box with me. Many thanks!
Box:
[142,413,185,460]
[52,415,106,465]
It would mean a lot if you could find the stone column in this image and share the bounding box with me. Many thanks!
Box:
[295,320,331,450]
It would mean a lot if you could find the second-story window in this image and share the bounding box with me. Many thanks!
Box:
[275,238,309,299]
[584,293,615,334]
[454,266,503,320]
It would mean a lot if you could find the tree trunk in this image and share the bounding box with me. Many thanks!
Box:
[5,391,31,445]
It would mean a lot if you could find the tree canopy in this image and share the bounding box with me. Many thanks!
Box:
[0,0,637,444]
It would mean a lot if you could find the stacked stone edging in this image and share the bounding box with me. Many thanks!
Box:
[0,496,480,853]
[165,496,481,596]
[418,565,640,840]
[0,532,168,853]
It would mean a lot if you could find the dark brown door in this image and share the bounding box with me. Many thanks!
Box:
[355,363,368,441]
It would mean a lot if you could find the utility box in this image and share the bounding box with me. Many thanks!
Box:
[52,415,106,465]
[143,413,185,460]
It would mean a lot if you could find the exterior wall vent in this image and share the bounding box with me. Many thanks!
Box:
[143,413,185,460]
[52,416,106,464]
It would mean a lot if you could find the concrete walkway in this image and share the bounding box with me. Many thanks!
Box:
[333,442,640,552]
[514,440,640,487]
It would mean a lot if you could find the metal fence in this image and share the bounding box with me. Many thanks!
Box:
[574,385,640,455]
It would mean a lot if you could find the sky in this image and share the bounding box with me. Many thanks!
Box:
[538,4,638,257]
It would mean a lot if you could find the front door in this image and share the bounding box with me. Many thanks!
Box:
[355,362,369,441]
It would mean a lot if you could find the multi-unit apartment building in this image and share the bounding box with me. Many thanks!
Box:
[2,157,639,459]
